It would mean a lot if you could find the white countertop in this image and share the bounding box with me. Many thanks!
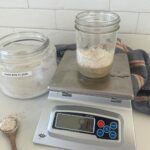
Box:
[0,92,149,150]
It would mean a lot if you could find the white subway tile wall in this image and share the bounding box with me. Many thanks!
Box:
[113,12,139,33]
[0,9,55,28]
[0,0,28,8]
[29,0,109,10]
[56,10,80,30]
[0,0,149,53]
[14,28,75,44]
[110,0,150,12]
[28,0,61,9]
[137,13,150,34]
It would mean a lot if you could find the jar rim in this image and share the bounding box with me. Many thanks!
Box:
[0,31,49,60]
[75,10,120,27]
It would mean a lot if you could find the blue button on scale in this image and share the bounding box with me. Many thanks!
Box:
[96,129,104,138]
[109,131,117,139]
[110,122,118,130]
[103,125,110,133]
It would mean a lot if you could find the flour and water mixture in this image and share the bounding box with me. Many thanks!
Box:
[77,47,114,78]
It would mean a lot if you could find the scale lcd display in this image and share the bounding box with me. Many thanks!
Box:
[55,113,95,133]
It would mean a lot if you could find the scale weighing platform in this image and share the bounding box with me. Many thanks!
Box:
[33,51,136,150]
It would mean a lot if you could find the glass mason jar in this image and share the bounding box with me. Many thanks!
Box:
[75,11,120,78]
[0,32,57,99]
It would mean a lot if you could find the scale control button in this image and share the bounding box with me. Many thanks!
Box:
[109,131,117,140]
[110,122,118,130]
[103,125,110,133]
[97,120,105,128]
[96,129,104,138]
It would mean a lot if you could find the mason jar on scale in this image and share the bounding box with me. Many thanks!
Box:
[75,11,120,78]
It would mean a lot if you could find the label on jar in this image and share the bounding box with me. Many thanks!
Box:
[1,72,32,78]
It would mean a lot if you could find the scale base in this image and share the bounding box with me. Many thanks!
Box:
[33,98,136,150]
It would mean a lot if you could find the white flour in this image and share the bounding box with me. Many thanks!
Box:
[77,48,114,78]
[0,43,57,99]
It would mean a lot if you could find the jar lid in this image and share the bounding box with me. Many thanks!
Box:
[0,32,49,63]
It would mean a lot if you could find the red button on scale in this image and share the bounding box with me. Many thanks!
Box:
[97,120,105,128]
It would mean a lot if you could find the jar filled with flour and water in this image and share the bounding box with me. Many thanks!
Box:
[0,32,57,99]
[75,11,120,78]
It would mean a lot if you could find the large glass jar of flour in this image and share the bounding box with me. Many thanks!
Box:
[75,11,120,78]
[0,32,57,99]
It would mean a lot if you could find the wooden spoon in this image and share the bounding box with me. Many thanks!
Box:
[0,117,18,150]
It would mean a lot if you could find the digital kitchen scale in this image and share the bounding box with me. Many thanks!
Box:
[33,51,136,150]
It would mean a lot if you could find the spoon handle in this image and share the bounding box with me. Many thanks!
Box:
[6,133,17,150]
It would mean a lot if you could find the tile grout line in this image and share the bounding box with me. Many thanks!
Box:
[135,12,140,34]
[109,0,111,10]
[54,10,57,30]
[1,26,150,36]
[0,7,149,13]
[0,26,74,32]
[26,0,30,8]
